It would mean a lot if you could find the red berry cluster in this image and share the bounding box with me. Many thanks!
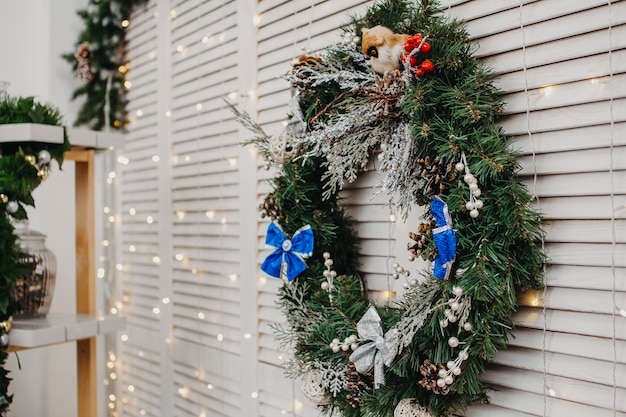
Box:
[401,34,434,77]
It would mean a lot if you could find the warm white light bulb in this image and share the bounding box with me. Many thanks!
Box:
[178,387,189,398]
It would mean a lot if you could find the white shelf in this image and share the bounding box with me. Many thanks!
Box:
[68,127,125,150]
[10,313,126,349]
[0,123,64,144]
[0,123,125,150]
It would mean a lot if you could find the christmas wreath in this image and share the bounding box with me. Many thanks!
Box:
[0,96,70,415]
[233,1,544,416]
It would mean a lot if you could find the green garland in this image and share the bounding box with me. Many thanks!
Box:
[234,1,544,416]
[64,0,146,130]
[0,96,70,416]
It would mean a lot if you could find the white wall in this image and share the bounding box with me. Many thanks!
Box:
[0,1,88,416]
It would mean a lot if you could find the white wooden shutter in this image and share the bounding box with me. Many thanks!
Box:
[168,1,246,416]
[446,1,626,415]
[254,1,626,416]
[118,2,164,416]
[119,1,256,416]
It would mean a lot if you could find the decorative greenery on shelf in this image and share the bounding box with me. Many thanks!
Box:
[63,0,146,130]
[0,96,70,416]
[233,0,544,416]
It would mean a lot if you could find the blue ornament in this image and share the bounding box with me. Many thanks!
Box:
[431,196,456,280]
[261,221,314,281]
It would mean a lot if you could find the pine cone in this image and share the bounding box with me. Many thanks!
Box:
[292,55,322,70]
[418,359,450,395]
[408,220,436,261]
[345,362,373,408]
[259,194,283,221]
[289,55,323,88]
[413,156,457,194]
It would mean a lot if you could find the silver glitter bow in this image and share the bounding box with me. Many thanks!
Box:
[349,305,400,388]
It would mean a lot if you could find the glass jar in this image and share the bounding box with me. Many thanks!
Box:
[11,222,57,318]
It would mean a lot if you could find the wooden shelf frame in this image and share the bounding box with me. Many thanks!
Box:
[66,148,98,417]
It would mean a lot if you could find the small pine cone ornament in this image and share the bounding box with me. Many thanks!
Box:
[413,156,458,194]
[259,194,283,221]
[418,359,450,395]
[345,361,373,408]
[394,398,434,417]
[408,220,436,261]
[290,55,322,88]
[292,55,322,71]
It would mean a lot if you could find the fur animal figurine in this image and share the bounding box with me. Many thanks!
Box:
[361,25,409,73]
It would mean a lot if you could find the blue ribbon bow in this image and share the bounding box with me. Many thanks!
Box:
[431,196,456,280]
[261,222,314,281]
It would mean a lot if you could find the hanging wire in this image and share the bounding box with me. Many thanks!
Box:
[606,1,618,415]
[518,2,550,414]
